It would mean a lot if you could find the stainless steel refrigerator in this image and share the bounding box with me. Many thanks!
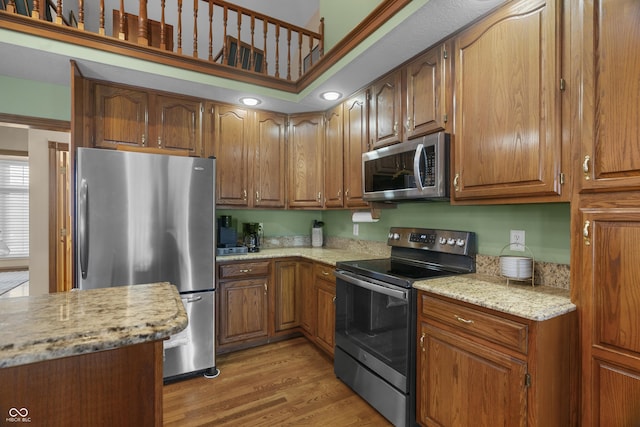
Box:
[74,147,217,381]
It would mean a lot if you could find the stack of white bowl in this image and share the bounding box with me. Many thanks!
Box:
[500,255,533,280]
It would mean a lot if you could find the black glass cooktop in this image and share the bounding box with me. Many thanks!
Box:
[336,258,454,288]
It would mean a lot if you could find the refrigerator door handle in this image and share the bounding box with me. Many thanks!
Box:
[183,295,203,304]
[78,178,89,279]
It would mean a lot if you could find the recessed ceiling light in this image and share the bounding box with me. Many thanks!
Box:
[240,97,261,106]
[321,91,342,101]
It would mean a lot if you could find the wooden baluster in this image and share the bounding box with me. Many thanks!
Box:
[308,32,313,69]
[287,28,291,80]
[55,0,62,25]
[138,0,149,46]
[118,0,125,40]
[222,5,228,64]
[298,32,302,78]
[160,0,166,50]
[77,0,84,30]
[249,14,255,71]
[208,0,213,61]
[99,0,105,35]
[6,1,16,14]
[193,0,198,58]
[263,19,268,74]
[236,10,241,68]
[319,17,324,57]
[177,0,183,54]
[275,23,280,78]
[32,0,40,19]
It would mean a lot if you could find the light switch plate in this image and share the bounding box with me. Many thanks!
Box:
[353,223,359,236]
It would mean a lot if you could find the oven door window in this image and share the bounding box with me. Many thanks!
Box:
[336,276,410,379]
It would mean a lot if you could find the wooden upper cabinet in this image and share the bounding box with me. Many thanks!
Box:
[369,69,403,149]
[452,0,565,202]
[406,42,451,139]
[343,90,369,208]
[254,111,286,208]
[577,0,640,191]
[154,95,202,156]
[324,104,344,208]
[94,83,148,148]
[288,113,324,208]
[213,105,251,207]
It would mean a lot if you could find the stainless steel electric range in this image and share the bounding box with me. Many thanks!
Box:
[334,227,477,427]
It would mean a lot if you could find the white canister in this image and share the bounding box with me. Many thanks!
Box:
[312,226,323,247]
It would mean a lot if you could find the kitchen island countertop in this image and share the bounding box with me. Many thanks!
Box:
[0,282,187,368]
[414,273,575,321]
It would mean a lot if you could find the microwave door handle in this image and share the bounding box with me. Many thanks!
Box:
[413,143,425,191]
[336,271,408,300]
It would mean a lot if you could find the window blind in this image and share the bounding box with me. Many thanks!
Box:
[0,157,29,258]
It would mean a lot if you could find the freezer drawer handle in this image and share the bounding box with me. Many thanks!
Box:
[182,295,203,303]
[78,178,89,279]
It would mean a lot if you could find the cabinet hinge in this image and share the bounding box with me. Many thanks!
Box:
[59,166,67,175]
[201,106,204,113]
[559,78,566,91]
[443,50,448,59]
[60,228,68,237]
[443,114,448,123]
[559,172,565,185]
[525,373,531,388]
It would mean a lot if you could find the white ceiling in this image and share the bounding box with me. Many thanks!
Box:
[0,0,506,114]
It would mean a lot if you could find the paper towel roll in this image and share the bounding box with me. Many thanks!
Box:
[352,212,379,223]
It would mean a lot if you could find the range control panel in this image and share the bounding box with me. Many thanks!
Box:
[387,227,476,256]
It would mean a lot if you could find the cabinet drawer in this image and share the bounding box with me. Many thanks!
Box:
[218,261,270,279]
[314,263,335,283]
[420,293,528,354]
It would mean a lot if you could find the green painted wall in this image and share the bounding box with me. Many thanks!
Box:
[320,0,384,51]
[0,75,70,121]
[220,202,571,265]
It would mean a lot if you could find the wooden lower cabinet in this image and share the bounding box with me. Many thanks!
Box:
[417,292,577,427]
[298,261,315,335]
[313,263,336,356]
[273,260,301,333]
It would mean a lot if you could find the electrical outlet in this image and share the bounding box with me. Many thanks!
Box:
[257,223,263,235]
[510,230,525,251]
[353,223,359,236]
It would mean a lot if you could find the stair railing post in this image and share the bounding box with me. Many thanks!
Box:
[138,0,149,46]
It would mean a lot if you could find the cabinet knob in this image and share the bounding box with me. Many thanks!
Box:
[317,192,322,202]
[255,191,260,202]
[393,122,398,136]
[583,220,591,246]
[242,189,247,201]
[141,134,146,146]
[420,332,425,351]
[583,155,591,180]
[453,173,460,192]
[157,136,162,147]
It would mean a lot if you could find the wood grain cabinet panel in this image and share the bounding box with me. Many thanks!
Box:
[577,0,640,191]
[254,111,286,208]
[274,261,300,332]
[343,90,369,208]
[452,0,565,202]
[406,42,451,139]
[324,103,344,208]
[298,261,315,335]
[154,95,202,156]
[314,263,336,356]
[217,278,268,346]
[369,69,403,149]
[288,113,324,208]
[94,83,148,148]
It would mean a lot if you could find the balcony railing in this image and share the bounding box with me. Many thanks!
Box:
[1,0,324,87]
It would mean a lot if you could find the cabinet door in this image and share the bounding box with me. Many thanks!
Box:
[94,83,148,148]
[577,0,640,191]
[369,70,403,149]
[343,90,369,208]
[254,111,286,208]
[406,43,450,139]
[213,105,251,206]
[298,261,315,335]
[577,207,640,426]
[154,95,202,156]
[324,104,344,208]
[452,0,563,201]
[417,321,527,427]
[217,278,268,346]
[314,276,335,356]
[274,261,300,332]
[288,113,324,208]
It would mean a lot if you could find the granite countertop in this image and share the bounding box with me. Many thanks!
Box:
[216,247,382,265]
[413,273,575,321]
[0,282,187,368]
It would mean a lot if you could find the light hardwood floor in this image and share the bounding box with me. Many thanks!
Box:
[163,337,392,426]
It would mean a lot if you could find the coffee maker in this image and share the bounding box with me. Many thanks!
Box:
[217,215,248,255]
[243,223,261,253]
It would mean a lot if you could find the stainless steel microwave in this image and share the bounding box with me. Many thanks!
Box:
[362,132,450,202]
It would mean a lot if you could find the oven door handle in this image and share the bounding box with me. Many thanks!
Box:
[335,271,408,300]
